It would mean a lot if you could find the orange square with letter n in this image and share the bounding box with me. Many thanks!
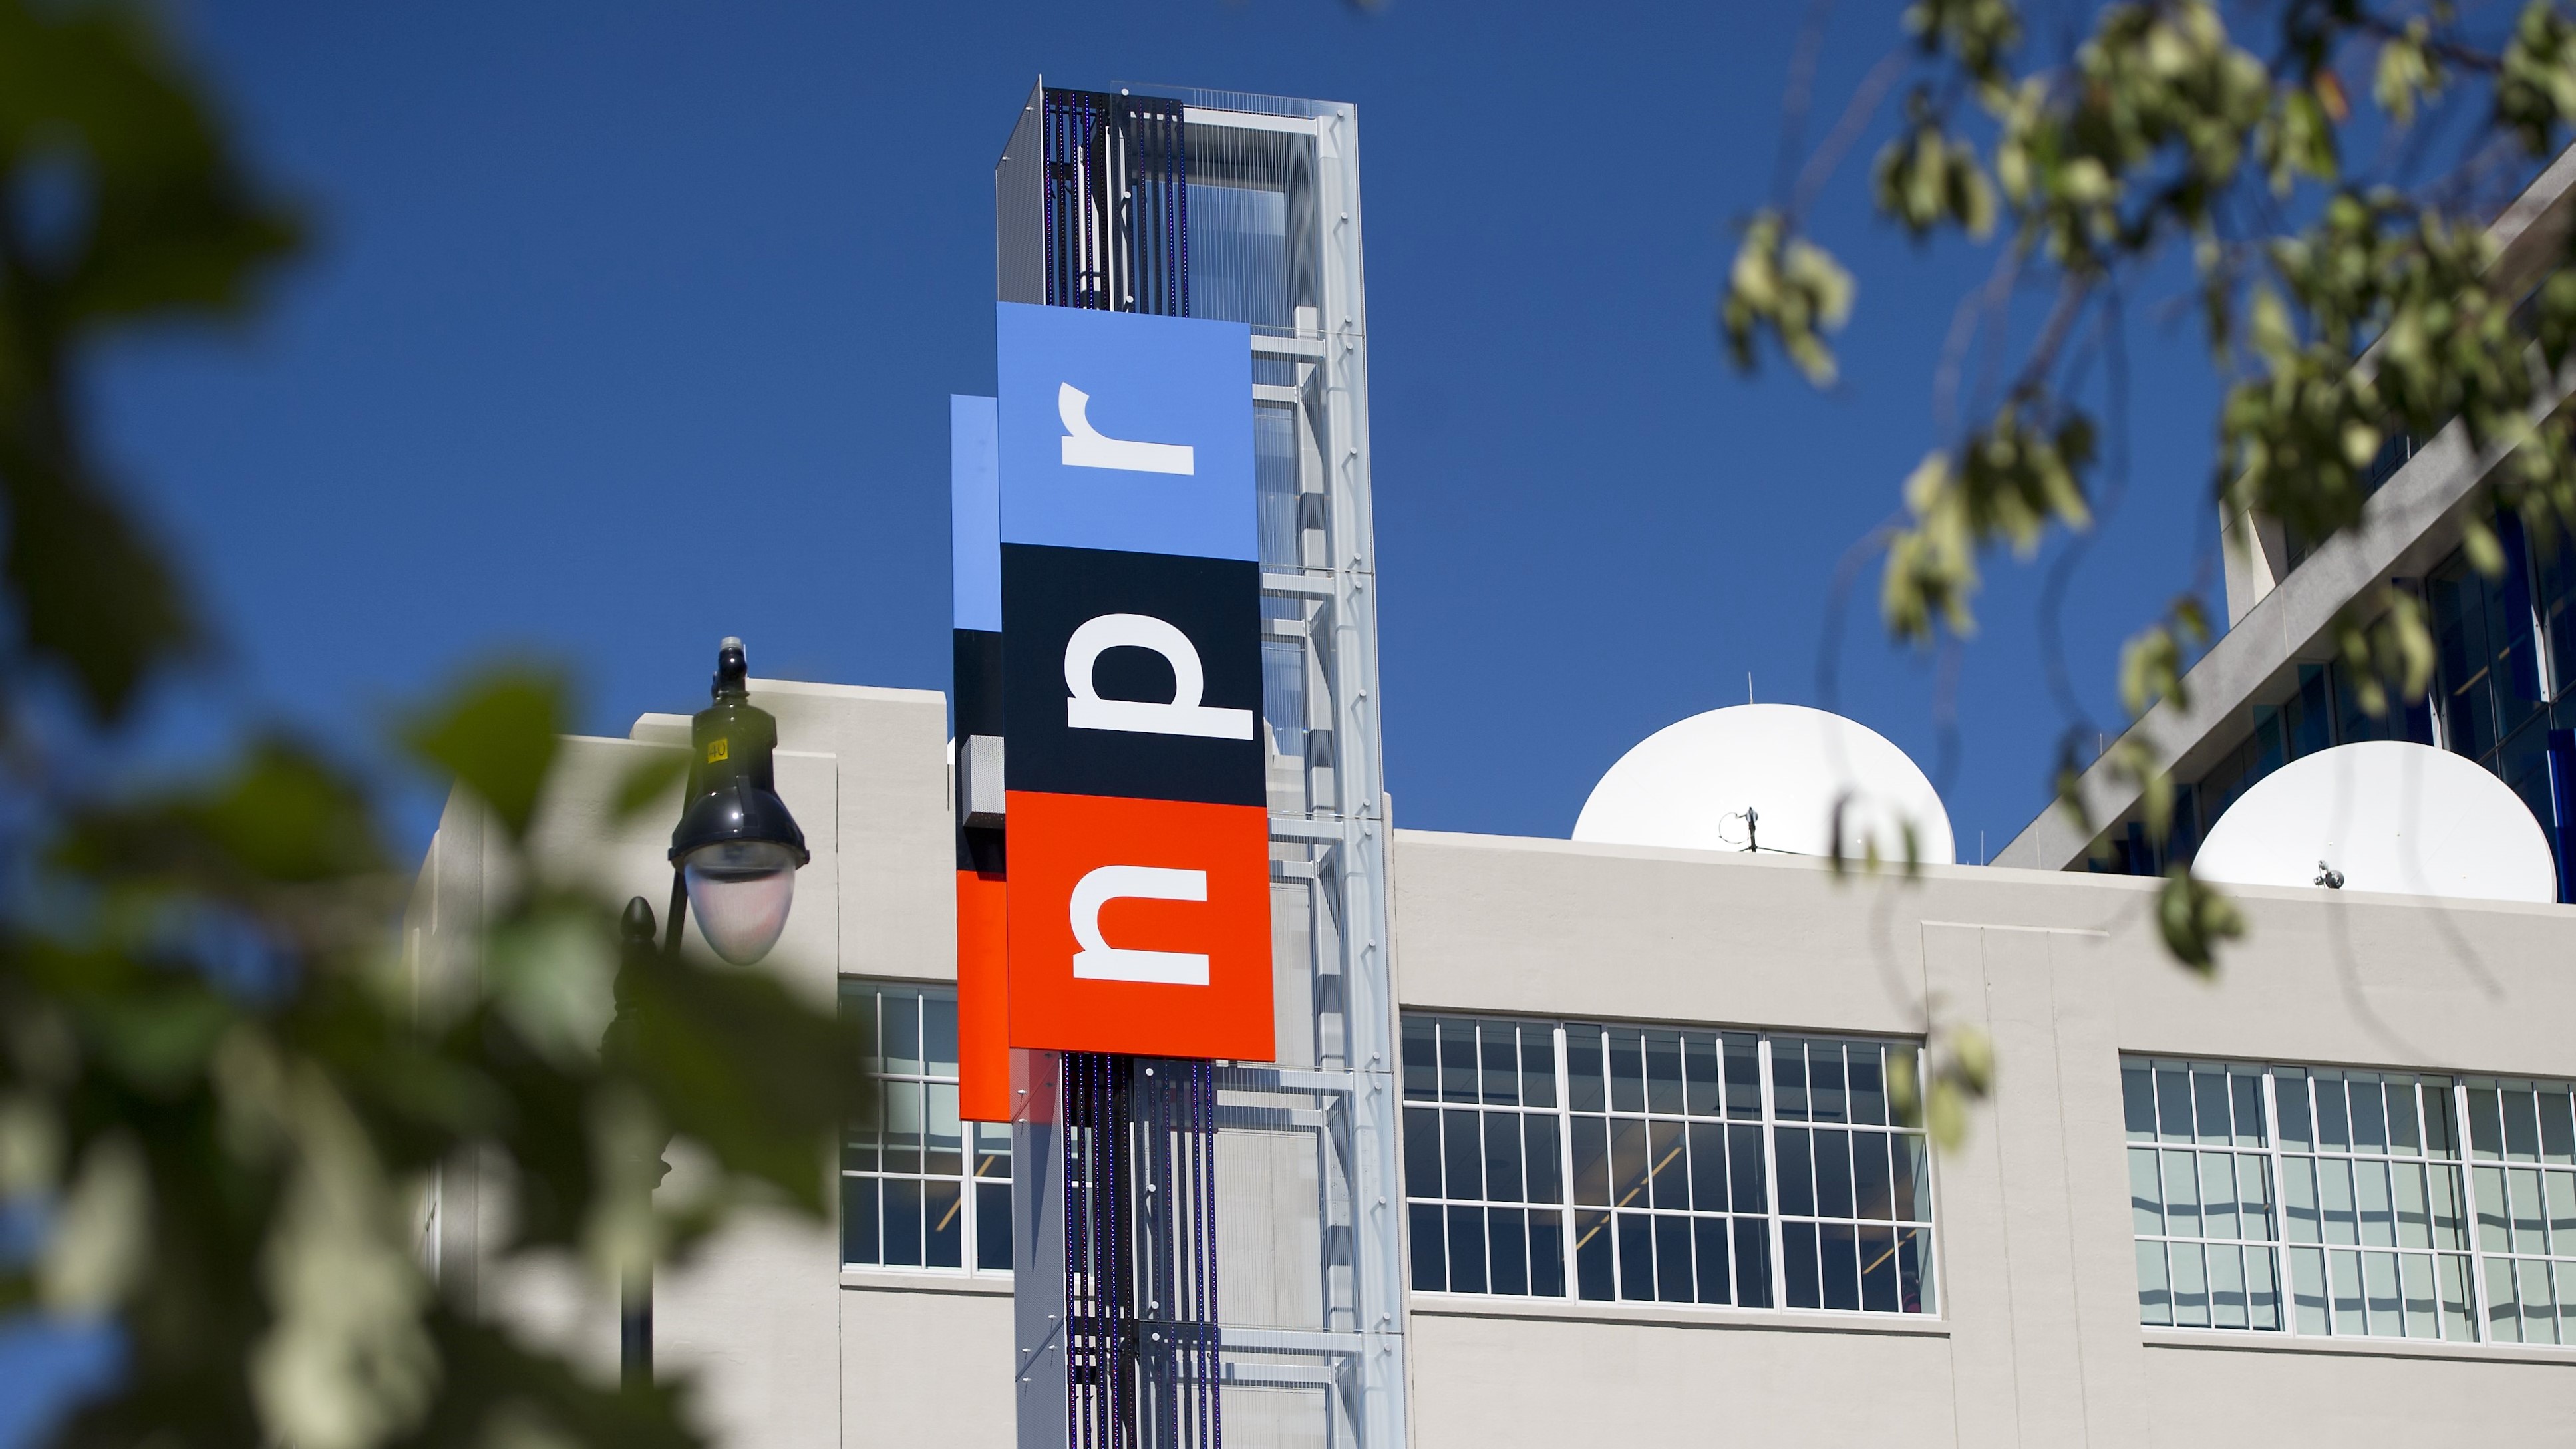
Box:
[1003,790,1273,1060]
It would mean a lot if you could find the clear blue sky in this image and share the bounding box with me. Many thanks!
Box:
[94,0,2239,862]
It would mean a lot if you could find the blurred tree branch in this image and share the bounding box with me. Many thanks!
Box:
[0,4,856,1446]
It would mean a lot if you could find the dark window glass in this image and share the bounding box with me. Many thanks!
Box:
[842,1176,879,1265]
[1814,1128,1854,1218]
[1773,1040,1810,1121]
[1689,1122,1730,1213]
[1522,1028,1557,1108]
[1523,1116,1562,1203]
[1859,1225,1899,1312]
[1439,1021,1478,1104]
[1402,1015,1437,1102]
[1645,1032,1685,1116]
[1442,1108,1482,1201]
[1724,1036,1762,1120]
[1810,1044,1848,1124]
[1899,1228,1933,1313]
[1480,1025,1518,1107]
[1403,1106,1441,1198]
[1608,1031,1646,1114]
[2195,1068,2233,1143]
[2156,1064,2194,1142]
[1530,1215,1566,1298]
[1575,1211,1614,1300]
[1820,1222,1860,1311]
[1616,1213,1655,1301]
[1853,1132,1893,1220]
[925,1181,963,1269]
[1683,1035,1723,1117]
[977,1182,1012,1271]
[1694,1216,1733,1305]
[2277,1070,2313,1150]
[1484,1110,1524,1203]
[1408,1204,1445,1291]
[1734,1217,1773,1308]
[1848,1048,1887,1126]
[1571,1116,1610,1206]
[923,996,959,1078]
[1730,1124,1770,1213]
[1610,1118,1649,1211]
[884,1178,923,1267]
[1446,1206,1488,1293]
[1648,1119,1689,1210]
[2232,1072,2267,1148]
[1775,1128,1816,1217]
[2123,1062,2156,1140]
[1568,1027,1605,1112]
[1655,1214,1694,1303]
[1488,1208,1529,1296]
[1782,1222,1821,1309]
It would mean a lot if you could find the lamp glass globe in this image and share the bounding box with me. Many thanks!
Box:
[682,840,799,965]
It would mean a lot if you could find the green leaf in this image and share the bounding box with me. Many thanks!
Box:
[405,671,567,839]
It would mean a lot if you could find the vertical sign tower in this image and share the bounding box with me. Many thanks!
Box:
[967,82,1406,1449]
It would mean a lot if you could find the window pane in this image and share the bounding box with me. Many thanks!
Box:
[1734,1217,1773,1309]
[1402,1016,1436,1102]
[2124,1063,2157,1141]
[2505,1090,2543,1162]
[1644,1032,1684,1116]
[1447,1206,1488,1294]
[1403,1106,1440,1198]
[2327,1249,2363,1333]
[2476,1165,2510,1251]
[1607,1031,1645,1114]
[1480,1025,1518,1108]
[2362,1250,2400,1334]
[886,1081,923,1174]
[1776,1128,1816,1217]
[2156,1065,2193,1144]
[2356,1159,2395,1247]
[842,1176,880,1265]
[2290,1245,2328,1334]
[2247,1245,2281,1330]
[2315,1076,2351,1152]
[885,993,921,1076]
[2284,1156,2320,1243]
[2427,1088,2459,1159]
[1440,1022,1477,1104]
[1571,1116,1609,1206]
[1724,1035,1762,1120]
[1615,1213,1653,1301]
[1694,1216,1732,1305]
[2130,1149,2164,1235]
[923,995,958,1078]
[1442,1109,1482,1202]
[1521,1026,1557,1109]
[844,984,880,1072]
[1688,1122,1728,1213]
[1574,1211,1613,1300]
[1646,1119,1687,1211]
[2275,1070,2313,1152]
[1567,1027,1604,1112]
[2386,1081,2421,1155]
[2547,1170,2576,1252]
[1814,1128,1854,1219]
[884,1178,923,1266]
[2237,1153,2275,1241]
[2232,1072,2268,1148]
[1730,1123,1770,1215]
[1766,1040,1812,1123]
[1524,1116,1562,1204]
[977,1182,1011,1271]
[1530,1212,1566,1298]
[1682,1035,1722,1118]
[1859,1225,1899,1312]
[1782,1221,1820,1309]
[2171,1242,2210,1327]
[1610,1118,1649,1211]
[2520,1258,2559,1345]
[1899,1226,1933,1314]
[2488,1256,2523,1341]
[2209,1243,2248,1329]
[925,1180,963,1269]
[1654,1214,1693,1303]
[2201,1151,2239,1241]
[2543,1092,2575,1164]
[1485,1110,1525,1204]
[2319,1158,2358,1245]
[2430,1165,2469,1249]
[2469,1088,2504,1159]
[2440,1254,2477,1341]
[1853,1132,1893,1221]
[2162,1151,2201,1238]
[1850,1046,1887,1126]
[2138,1240,2173,1325]
[2400,1251,2438,1339]
[1820,1222,1860,1311]
[2193,1068,2233,1146]
[1895,1134,1930,1222]
[927,1084,962,1176]
[2394,1162,2432,1249]
[1810,1045,1848,1125]
[1488,1208,1529,1296]
[2348,1074,2387,1153]
[1408,1204,1444,1291]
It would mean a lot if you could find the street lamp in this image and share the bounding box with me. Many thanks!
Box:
[614,636,809,1392]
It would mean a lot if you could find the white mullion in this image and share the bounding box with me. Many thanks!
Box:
[1554,1022,1577,1301]
[2263,1067,2298,1338]
[2457,1080,2492,1340]
[1759,1037,1786,1311]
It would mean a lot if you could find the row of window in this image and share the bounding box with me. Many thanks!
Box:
[836,985,2576,1347]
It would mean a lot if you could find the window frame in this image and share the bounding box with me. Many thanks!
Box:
[1400,1012,1941,1319]
[838,978,1012,1281]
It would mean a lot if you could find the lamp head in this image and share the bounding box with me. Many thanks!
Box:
[670,637,808,965]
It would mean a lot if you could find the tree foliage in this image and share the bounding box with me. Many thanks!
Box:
[1726,0,2576,981]
[0,4,854,1445]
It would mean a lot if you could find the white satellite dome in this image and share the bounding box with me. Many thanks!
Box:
[1573,703,1956,865]
[2191,740,2557,903]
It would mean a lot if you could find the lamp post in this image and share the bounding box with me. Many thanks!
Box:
[610,635,810,1392]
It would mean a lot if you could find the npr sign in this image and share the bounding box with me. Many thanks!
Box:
[983,303,1273,1064]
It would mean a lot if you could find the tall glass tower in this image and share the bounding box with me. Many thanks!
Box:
[995,83,1404,1449]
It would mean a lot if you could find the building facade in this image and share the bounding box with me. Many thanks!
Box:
[408,90,2576,1449]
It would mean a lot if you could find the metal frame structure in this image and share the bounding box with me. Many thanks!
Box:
[1001,82,1406,1449]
